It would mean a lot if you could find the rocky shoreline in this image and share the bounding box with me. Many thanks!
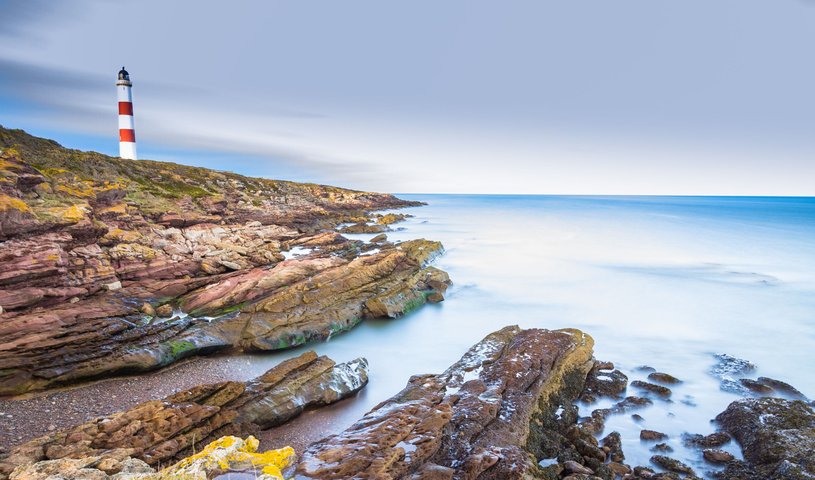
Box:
[0,126,449,396]
[2,326,812,479]
[2,127,813,479]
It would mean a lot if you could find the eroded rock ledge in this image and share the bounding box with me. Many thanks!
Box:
[0,351,367,479]
[0,127,450,396]
[296,326,595,479]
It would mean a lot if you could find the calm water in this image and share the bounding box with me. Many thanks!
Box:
[256,195,814,475]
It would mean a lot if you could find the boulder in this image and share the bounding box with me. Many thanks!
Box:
[715,397,815,479]
[296,326,595,479]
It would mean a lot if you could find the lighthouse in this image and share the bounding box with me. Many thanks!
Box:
[116,67,137,160]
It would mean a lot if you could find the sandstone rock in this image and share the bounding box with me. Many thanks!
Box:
[564,460,594,475]
[0,127,441,396]
[755,377,808,401]
[631,380,671,397]
[738,378,774,395]
[580,364,628,402]
[601,431,625,462]
[296,326,595,479]
[647,372,681,385]
[370,233,388,243]
[650,443,673,453]
[682,431,731,448]
[139,303,155,317]
[703,448,734,464]
[650,455,695,476]
[0,351,366,477]
[339,222,385,234]
[7,436,292,480]
[0,239,448,396]
[715,397,815,479]
[640,430,668,441]
[154,304,173,318]
[374,213,411,225]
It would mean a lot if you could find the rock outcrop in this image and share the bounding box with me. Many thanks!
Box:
[715,397,815,479]
[0,351,366,478]
[296,326,595,479]
[0,127,450,395]
[8,435,294,480]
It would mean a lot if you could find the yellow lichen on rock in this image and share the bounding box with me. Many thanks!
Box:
[0,194,31,213]
[162,435,294,479]
[8,436,295,479]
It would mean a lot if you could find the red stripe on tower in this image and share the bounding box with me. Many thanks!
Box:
[119,129,136,142]
[118,102,133,115]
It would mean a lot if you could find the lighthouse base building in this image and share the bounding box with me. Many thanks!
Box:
[116,67,137,160]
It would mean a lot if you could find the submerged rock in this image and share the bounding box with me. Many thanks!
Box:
[755,377,809,401]
[647,372,682,385]
[715,397,815,479]
[0,352,366,478]
[703,449,734,464]
[631,380,672,398]
[650,455,695,476]
[296,326,595,479]
[682,432,731,448]
[640,430,668,441]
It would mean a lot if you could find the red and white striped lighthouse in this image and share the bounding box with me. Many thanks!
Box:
[116,67,137,160]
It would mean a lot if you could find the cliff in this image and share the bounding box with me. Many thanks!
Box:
[0,126,449,395]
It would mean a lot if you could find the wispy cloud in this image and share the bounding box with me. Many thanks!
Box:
[1,0,814,194]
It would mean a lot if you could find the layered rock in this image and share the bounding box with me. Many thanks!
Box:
[296,326,595,479]
[0,238,448,395]
[8,435,294,480]
[0,351,366,478]
[0,127,449,395]
[715,397,815,479]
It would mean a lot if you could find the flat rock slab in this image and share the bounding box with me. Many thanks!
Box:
[0,352,367,479]
[296,326,594,480]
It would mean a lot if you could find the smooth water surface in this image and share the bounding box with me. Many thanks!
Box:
[258,195,815,475]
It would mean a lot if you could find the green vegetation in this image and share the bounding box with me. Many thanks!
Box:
[167,340,196,357]
[0,125,383,223]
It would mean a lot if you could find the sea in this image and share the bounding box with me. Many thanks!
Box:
[260,194,815,477]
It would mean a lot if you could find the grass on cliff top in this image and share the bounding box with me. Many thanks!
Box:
[0,125,384,212]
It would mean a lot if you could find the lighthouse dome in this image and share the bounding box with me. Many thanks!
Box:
[118,67,130,81]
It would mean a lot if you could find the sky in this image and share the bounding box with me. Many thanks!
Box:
[0,0,813,195]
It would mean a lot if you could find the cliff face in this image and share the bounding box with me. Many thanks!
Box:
[0,127,449,395]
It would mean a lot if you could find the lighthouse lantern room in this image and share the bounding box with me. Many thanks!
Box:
[116,67,137,160]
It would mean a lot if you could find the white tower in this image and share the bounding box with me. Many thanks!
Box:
[116,67,137,160]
